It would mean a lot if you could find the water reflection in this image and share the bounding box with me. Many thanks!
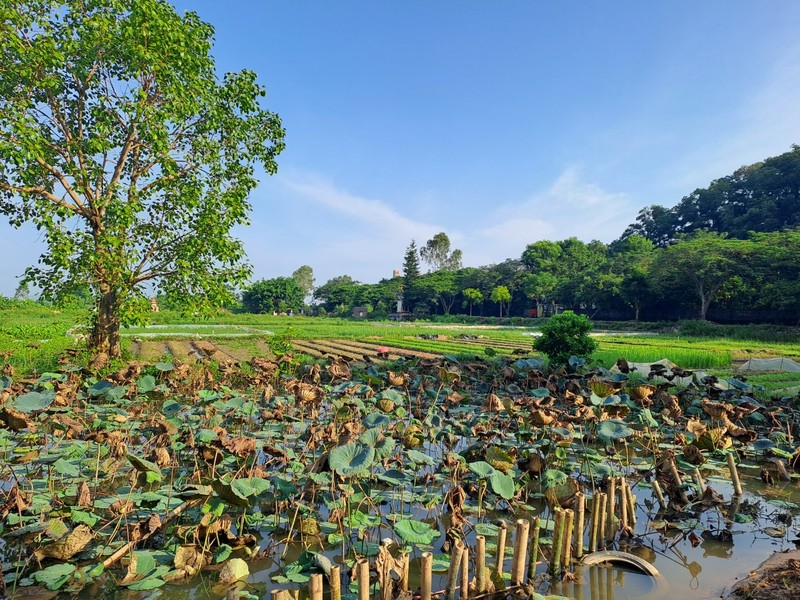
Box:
[549,564,662,600]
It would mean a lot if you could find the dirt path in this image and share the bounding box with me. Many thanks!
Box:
[726,550,800,600]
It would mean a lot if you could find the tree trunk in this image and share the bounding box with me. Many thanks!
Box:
[91,285,122,358]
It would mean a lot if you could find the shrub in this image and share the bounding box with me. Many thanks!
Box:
[534,311,598,365]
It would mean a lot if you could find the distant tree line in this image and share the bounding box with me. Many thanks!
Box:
[236,146,800,324]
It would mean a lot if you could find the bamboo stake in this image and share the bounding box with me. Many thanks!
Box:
[461,545,470,600]
[495,520,507,576]
[310,574,323,600]
[445,539,465,600]
[693,468,706,494]
[670,459,689,504]
[727,452,743,496]
[626,480,637,525]
[550,509,564,577]
[589,493,601,553]
[399,554,409,592]
[598,493,608,548]
[620,480,629,532]
[511,519,530,585]
[652,479,666,508]
[289,590,300,600]
[476,536,486,594]
[330,566,342,600]
[575,492,586,559]
[528,517,541,580]
[270,590,285,600]
[562,509,574,568]
[606,477,617,541]
[358,559,370,600]
[421,552,433,600]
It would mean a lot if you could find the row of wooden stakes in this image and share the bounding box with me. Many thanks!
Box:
[265,472,674,600]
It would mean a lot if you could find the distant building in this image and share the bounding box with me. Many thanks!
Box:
[352,306,368,319]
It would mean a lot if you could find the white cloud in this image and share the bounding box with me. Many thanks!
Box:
[464,168,637,266]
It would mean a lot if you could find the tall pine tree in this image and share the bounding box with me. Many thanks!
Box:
[402,241,421,311]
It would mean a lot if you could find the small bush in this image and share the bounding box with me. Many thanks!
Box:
[534,311,598,365]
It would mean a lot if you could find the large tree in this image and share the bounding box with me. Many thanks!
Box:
[0,0,284,357]
[242,277,304,314]
[291,265,315,297]
[420,232,462,272]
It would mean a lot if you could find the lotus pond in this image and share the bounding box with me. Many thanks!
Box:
[1,352,800,599]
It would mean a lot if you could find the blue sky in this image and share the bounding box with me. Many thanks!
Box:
[3,1,800,296]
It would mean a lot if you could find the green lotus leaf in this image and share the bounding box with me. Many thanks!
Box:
[490,470,516,500]
[597,419,634,440]
[329,443,375,476]
[393,518,440,545]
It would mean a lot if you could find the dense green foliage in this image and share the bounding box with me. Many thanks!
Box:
[534,311,598,364]
[623,145,800,245]
[242,277,305,314]
[0,0,284,356]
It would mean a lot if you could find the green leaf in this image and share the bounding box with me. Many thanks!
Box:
[541,469,568,489]
[137,375,157,393]
[406,449,434,466]
[469,461,495,478]
[329,443,375,476]
[88,381,113,397]
[490,471,516,500]
[33,563,76,590]
[53,458,80,478]
[127,453,163,481]
[11,391,53,413]
[230,477,271,499]
[597,419,634,440]
[393,518,440,545]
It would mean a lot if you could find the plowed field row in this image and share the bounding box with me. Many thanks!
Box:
[292,339,438,360]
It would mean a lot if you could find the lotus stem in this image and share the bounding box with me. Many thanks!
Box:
[511,518,530,585]
[562,509,574,568]
[574,492,585,559]
[727,452,743,496]
[528,517,541,580]
[358,559,370,600]
[476,536,486,594]
[421,552,433,600]
[550,508,564,578]
[495,520,507,576]
[445,539,464,600]
[310,573,323,600]
[330,566,342,600]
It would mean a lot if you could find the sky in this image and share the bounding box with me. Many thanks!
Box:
[2,1,800,296]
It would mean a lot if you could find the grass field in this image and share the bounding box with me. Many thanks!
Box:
[4,304,800,396]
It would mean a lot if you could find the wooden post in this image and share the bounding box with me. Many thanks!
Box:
[528,517,541,580]
[574,492,585,559]
[511,518,530,585]
[310,574,323,600]
[421,553,433,600]
[652,479,666,508]
[670,458,689,504]
[461,545,470,600]
[693,468,706,494]
[625,480,637,525]
[550,508,564,577]
[598,493,607,548]
[399,554,409,592]
[589,493,600,553]
[606,477,617,542]
[620,480,629,532]
[445,539,464,600]
[476,536,486,594]
[562,509,574,568]
[330,566,342,600]
[495,520,507,576]
[727,452,743,496]
[358,559,370,600]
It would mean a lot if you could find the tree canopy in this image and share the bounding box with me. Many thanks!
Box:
[0,0,284,357]
[242,277,304,314]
